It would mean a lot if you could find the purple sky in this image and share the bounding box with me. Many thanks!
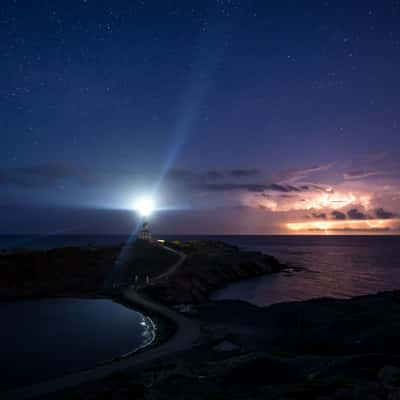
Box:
[1,1,400,234]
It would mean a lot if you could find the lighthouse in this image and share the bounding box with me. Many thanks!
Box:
[139,220,152,241]
[134,196,155,242]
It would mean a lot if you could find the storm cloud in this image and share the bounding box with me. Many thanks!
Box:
[375,208,396,219]
[331,210,347,220]
[201,183,268,192]
[347,208,368,220]
[201,182,321,193]
[206,170,224,180]
[230,169,259,177]
[312,212,327,219]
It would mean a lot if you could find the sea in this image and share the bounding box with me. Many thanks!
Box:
[0,299,154,390]
[1,234,400,307]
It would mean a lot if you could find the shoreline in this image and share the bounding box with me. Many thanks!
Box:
[9,238,396,399]
[0,292,176,395]
[38,289,400,400]
[4,286,400,399]
[0,285,200,400]
[0,241,197,399]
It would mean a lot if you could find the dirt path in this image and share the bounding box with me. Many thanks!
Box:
[152,244,186,282]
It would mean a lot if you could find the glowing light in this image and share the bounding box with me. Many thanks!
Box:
[134,196,156,217]
[287,218,395,234]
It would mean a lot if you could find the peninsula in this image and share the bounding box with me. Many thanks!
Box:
[2,240,400,400]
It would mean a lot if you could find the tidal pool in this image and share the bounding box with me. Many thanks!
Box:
[0,298,155,390]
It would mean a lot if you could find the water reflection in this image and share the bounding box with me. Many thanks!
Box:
[0,298,155,389]
[213,236,400,306]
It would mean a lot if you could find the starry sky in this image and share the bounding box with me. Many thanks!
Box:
[1,0,400,234]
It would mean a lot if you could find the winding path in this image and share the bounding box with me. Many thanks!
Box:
[2,246,200,400]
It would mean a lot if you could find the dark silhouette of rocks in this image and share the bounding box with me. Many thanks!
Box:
[124,239,180,278]
[0,245,121,300]
[50,290,400,400]
[144,240,285,304]
[5,240,400,399]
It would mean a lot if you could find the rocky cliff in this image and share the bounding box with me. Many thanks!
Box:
[144,240,285,304]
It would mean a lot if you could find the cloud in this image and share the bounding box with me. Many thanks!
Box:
[375,208,396,219]
[167,168,261,184]
[206,170,224,180]
[201,182,321,194]
[307,227,392,233]
[0,162,100,189]
[18,162,77,179]
[343,170,379,180]
[331,210,347,220]
[201,183,267,192]
[312,212,326,219]
[347,208,368,220]
[0,170,32,187]
[167,168,259,183]
[266,184,325,193]
[266,183,300,192]
[230,169,259,177]
[166,168,195,181]
[281,163,333,182]
[299,184,327,191]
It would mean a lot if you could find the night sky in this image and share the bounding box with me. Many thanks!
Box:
[1,0,400,234]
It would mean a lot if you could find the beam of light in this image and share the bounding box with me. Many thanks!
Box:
[106,12,235,288]
[152,35,228,195]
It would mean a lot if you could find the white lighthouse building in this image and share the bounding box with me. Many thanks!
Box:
[138,221,152,241]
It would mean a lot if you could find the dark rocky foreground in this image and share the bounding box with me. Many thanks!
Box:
[0,245,122,300]
[49,291,400,400]
[0,239,283,301]
[0,240,179,300]
[4,240,400,399]
[144,239,284,304]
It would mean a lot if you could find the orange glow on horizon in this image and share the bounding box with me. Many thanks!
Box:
[287,218,396,234]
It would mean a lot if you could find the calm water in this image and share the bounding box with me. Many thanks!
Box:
[0,298,155,390]
[212,235,400,306]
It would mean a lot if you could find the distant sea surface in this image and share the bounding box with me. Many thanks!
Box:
[1,234,400,306]
[212,235,400,306]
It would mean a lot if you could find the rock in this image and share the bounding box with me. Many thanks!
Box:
[379,366,400,399]
[222,354,303,385]
[212,340,240,353]
[317,382,381,400]
[145,240,285,305]
[173,304,197,315]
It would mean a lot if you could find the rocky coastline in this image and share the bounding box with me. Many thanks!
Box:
[0,245,122,301]
[3,240,400,399]
[0,239,284,302]
[144,240,285,304]
[50,290,400,400]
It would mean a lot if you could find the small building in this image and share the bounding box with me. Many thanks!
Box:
[139,221,152,241]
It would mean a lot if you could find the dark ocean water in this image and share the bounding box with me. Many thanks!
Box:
[1,234,400,306]
[212,235,400,306]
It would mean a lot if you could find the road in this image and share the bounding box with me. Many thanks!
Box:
[152,244,187,282]
[2,245,200,400]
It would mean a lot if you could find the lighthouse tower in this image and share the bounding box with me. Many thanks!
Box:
[139,221,152,241]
